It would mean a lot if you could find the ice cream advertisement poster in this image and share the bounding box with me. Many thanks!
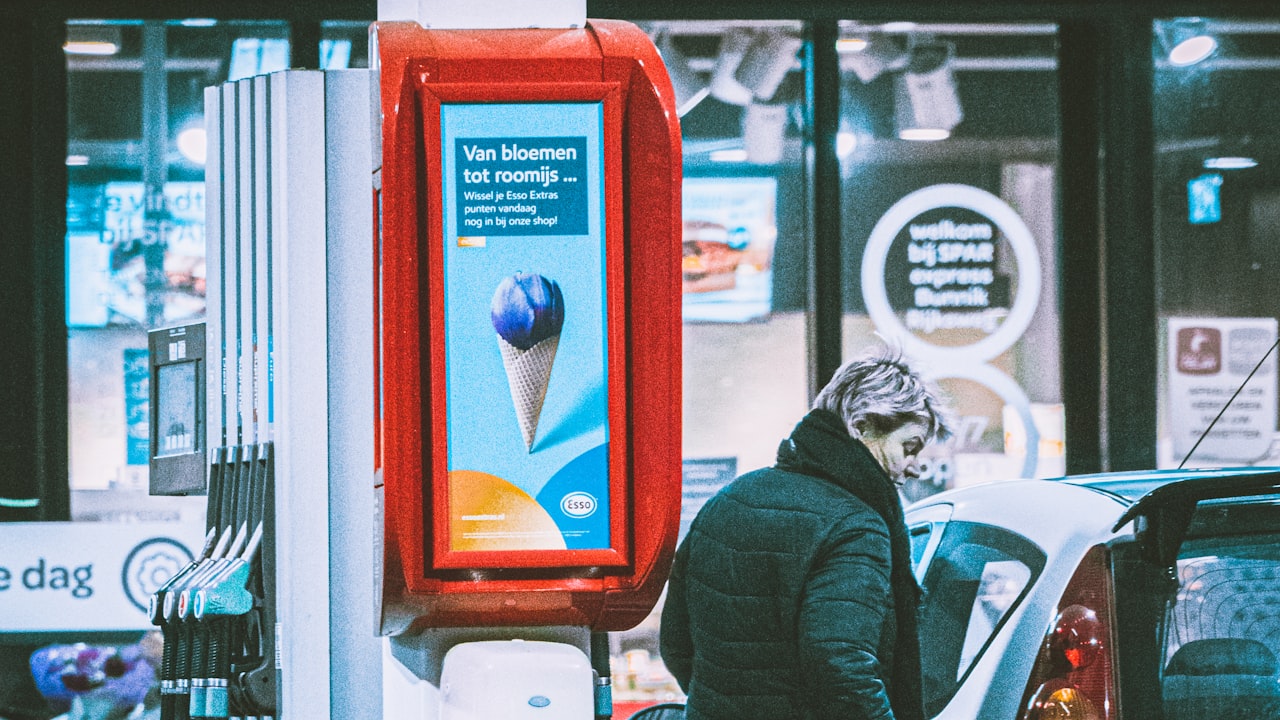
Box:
[439,102,611,554]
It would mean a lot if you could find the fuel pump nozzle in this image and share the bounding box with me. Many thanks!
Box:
[189,522,264,719]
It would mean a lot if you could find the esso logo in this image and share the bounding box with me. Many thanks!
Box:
[560,492,598,518]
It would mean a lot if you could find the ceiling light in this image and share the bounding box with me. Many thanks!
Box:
[1169,35,1217,66]
[842,34,910,83]
[741,102,789,164]
[708,28,756,106]
[837,131,858,158]
[179,18,218,27]
[734,29,802,103]
[894,42,962,141]
[837,37,869,53]
[709,148,749,163]
[65,155,90,166]
[177,127,207,165]
[881,22,919,34]
[899,128,951,141]
[64,25,122,56]
[63,40,118,55]
[657,32,711,117]
[1158,18,1218,67]
[709,28,802,106]
[1204,156,1257,170]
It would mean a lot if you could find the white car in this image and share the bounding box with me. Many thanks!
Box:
[904,467,1280,720]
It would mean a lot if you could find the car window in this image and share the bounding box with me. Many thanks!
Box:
[911,523,932,567]
[1161,533,1280,720]
[907,503,953,583]
[918,521,1046,717]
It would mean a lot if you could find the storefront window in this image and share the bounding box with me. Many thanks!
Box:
[837,21,1063,495]
[659,20,810,481]
[601,19,810,712]
[65,19,290,520]
[1153,17,1280,469]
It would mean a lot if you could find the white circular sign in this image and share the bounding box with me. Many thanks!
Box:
[861,184,1041,362]
[560,491,598,518]
[931,363,1040,479]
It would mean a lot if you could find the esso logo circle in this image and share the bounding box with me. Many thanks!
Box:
[560,492,598,518]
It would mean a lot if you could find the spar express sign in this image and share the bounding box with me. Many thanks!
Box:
[862,184,1044,477]
[862,184,1040,362]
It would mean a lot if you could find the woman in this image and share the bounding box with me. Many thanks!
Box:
[660,347,951,720]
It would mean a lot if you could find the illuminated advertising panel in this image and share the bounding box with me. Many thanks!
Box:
[439,102,610,553]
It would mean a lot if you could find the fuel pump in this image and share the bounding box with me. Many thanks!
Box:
[148,1,682,717]
[373,2,683,717]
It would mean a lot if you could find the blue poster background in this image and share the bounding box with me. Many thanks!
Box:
[454,136,588,236]
[124,349,149,465]
[440,102,610,550]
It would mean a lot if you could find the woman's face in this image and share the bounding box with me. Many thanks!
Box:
[857,420,928,486]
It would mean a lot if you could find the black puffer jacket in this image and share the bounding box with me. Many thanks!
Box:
[660,409,924,720]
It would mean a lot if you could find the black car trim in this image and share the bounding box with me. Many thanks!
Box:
[1111,470,1280,568]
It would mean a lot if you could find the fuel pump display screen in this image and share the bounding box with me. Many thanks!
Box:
[438,102,610,554]
[156,362,197,457]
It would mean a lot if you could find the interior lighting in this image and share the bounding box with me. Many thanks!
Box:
[1204,156,1257,170]
[1169,34,1217,66]
[1160,18,1218,67]
[63,40,118,55]
[177,126,207,165]
[710,28,802,107]
[837,37,869,53]
[843,33,911,83]
[179,18,218,27]
[893,41,963,141]
[657,32,710,117]
[734,29,803,102]
[899,128,950,141]
[65,155,90,166]
[837,131,857,158]
[64,25,122,56]
[709,148,749,163]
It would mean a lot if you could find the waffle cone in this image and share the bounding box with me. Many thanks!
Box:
[497,334,560,450]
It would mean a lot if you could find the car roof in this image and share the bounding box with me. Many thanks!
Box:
[1057,466,1280,504]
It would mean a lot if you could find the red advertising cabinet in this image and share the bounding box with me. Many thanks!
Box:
[373,20,682,634]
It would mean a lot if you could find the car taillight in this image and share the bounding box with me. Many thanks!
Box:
[1019,545,1117,720]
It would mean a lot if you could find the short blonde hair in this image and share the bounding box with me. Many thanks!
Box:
[812,345,952,442]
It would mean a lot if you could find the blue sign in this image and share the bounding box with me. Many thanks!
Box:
[454,136,589,236]
[1187,173,1222,225]
[124,349,150,466]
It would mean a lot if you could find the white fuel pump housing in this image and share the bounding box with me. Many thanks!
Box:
[439,640,594,719]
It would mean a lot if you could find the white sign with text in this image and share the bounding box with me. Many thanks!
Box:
[0,521,204,632]
[1168,317,1278,463]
